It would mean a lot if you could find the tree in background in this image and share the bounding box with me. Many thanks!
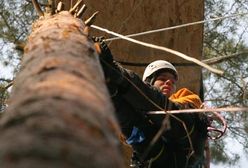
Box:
[0,82,9,112]
[204,0,248,166]
[0,0,35,72]
[0,0,248,167]
[0,0,31,114]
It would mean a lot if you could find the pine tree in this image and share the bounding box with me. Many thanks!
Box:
[0,1,124,167]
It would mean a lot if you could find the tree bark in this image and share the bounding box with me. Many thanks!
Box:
[0,11,124,168]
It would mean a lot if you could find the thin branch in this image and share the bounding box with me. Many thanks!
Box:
[4,81,13,90]
[0,11,17,42]
[25,0,46,7]
[203,51,248,65]
[0,78,12,83]
[0,79,13,91]
[221,74,244,91]
[0,23,25,53]
[15,41,26,52]
[31,0,44,16]
[241,74,247,101]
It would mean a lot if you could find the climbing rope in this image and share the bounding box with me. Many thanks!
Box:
[105,12,248,41]
[91,25,224,75]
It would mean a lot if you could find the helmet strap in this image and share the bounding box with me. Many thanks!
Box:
[145,75,156,85]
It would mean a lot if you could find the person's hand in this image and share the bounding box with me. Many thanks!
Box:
[92,36,113,63]
[92,36,127,90]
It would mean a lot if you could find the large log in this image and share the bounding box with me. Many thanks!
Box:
[0,11,124,168]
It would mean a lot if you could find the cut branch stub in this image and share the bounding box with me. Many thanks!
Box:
[85,11,99,26]
[56,1,64,13]
[69,0,83,14]
[32,1,97,29]
[76,4,87,18]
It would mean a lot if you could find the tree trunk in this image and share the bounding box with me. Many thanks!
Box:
[0,11,124,168]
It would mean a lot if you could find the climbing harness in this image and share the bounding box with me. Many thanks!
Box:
[147,107,230,140]
[206,111,227,140]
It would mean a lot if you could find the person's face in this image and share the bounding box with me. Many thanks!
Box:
[153,71,177,96]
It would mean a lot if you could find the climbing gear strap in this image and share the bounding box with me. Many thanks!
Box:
[147,144,165,168]
[206,111,227,140]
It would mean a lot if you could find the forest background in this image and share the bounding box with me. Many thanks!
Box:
[0,0,248,167]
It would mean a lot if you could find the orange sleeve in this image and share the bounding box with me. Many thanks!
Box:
[169,88,202,108]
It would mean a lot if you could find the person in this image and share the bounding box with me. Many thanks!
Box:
[93,37,209,168]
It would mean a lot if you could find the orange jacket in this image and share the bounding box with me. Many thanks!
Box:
[169,88,202,108]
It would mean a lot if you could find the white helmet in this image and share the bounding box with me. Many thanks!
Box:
[142,60,178,82]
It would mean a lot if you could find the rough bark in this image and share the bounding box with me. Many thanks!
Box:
[0,11,124,168]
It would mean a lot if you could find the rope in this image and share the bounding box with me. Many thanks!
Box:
[91,25,224,75]
[105,12,248,41]
[147,107,248,114]
[148,107,248,140]
[117,61,196,67]
[108,0,143,46]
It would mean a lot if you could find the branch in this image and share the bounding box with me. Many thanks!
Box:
[31,0,44,16]
[0,81,14,92]
[0,11,18,42]
[203,51,248,65]
[0,79,13,91]
[25,0,46,7]
[15,41,26,52]
[0,78,12,83]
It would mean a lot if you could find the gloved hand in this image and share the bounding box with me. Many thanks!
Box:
[92,36,129,95]
[92,36,113,63]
